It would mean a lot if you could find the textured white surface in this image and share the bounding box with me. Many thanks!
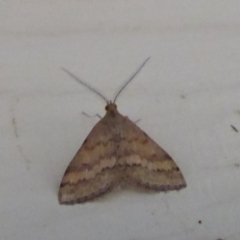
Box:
[1,1,240,240]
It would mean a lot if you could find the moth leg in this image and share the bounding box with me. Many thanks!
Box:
[82,111,102,119]
[124,116,141,124]
[134,119,141,124]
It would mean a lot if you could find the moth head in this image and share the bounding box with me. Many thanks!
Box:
[105,102,117,112]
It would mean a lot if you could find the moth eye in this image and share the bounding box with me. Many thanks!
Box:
[105,106,109,111]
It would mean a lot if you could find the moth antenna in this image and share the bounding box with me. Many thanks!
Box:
[61,68,108,104]
[113,57,151,103]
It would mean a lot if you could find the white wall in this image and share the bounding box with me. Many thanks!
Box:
[1,1,240,240]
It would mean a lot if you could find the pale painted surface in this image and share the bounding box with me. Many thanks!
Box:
[1,1,240,240]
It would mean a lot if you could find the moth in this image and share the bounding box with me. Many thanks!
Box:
[59,58,186,204]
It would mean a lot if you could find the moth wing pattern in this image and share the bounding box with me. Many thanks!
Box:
[119,117,187,191]
[58,118,120,204]
[59,58,186,204]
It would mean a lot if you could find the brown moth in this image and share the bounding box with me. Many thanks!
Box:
[59,58,186,204]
